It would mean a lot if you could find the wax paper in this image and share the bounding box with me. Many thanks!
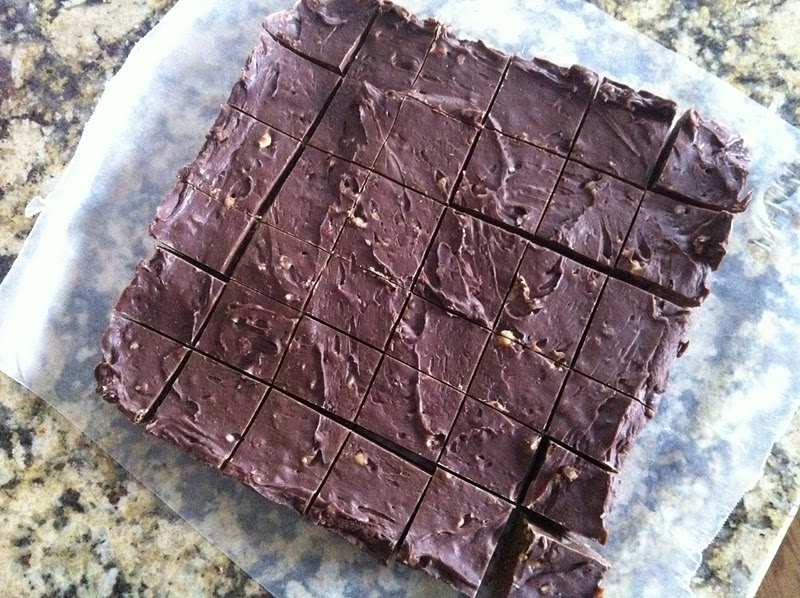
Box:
[1,1,799,596]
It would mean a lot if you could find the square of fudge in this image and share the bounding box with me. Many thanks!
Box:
[334,173,443,286]
[95,315,189,423]
[388,294,489,391]
[180,105,300,215]
[469,333,566,432]
[496,244,605,364]
[227,34,339,140]
[310,78,402,168]
[263,0,378,73]
[146,352,267,468]
[356,356,464,460]
[196,281,300,383]
[274,317,381,420]
[399,469,512,598]
[617,191,733,305]
[114,249,224,345]
[307,434,430,562]
[440,397,541,501]
[264,147,369,251]
[537,161,644,267]
[547,371,651,470]
[453,129,564,235]
[488,56,598,155]
[417,210,527,327]
[307,255,408,349]
[572,78,677,187]
[223,388,349,514]
[524,442,619,544]
[374,99,478,202]
[232,223,330,310]
[574,278,692,410]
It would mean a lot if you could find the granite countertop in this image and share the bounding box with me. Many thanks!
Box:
[1,1,798,596]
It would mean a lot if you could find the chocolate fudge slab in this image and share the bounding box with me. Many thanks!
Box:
[468,334,567,432]
[575,278,692,410]
[263,0,378,73]
[454,130,565,235]
[308,434,430,562]
[548,371,651,470]
[440,397,541,501]
[655,109,752,212]
[307,255,407,349]
[264,147,369,251]
[232,223,330,310]
[145,352,267,468]
[356,356,464,460]
[617,191,733,304]
[572,79,677,187]
[399,469,512,597]
[227,34,340,140]
[496,244,605,364]
[114,249,224,345]
[223,388,349,514]
[388,294,490,391]
[488,56,598,155]
[374,98,478,202]
[95,315,189,423]
[410,28,508,124]
[417,210,527,327]
[275,317,381,420]
[524,442,619,544]
[537,161,644,267]
[180,105,300,215]
[334,173,443,286]
[310,78,402,168]
[196,281,300,383]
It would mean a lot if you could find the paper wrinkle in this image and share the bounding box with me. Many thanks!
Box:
[1,0,799,596]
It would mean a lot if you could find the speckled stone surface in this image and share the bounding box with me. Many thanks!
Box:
[1,1,798,597]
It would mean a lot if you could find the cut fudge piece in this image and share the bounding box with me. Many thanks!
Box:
[488,56,598,155]
[655,109,752,212]
[114,249,224,345]
[196,281,300,383]
[575,278,692,410]
[95,315,188,422]
[410,28,508,124]
[572,79,677,187]
[548,371,651,470]
[310,78,402,168]
[334,173,443,286]
[356,356,464,460]
[179,105,299,215]
[307,255,407,349]
[227,34,339,139]
[417,210,527,327]
[496,244,605,364]
[388,294,489,391]
[440,397,541,501]
[146,352,267,468]
[469,334,567,432]
[537,161,644,267]
[275,317,381,420]
[232,223,330,310]
[223,388,349,514]
[524,442,618,544]
[263,0,378,73]
[399,469,512,598]
[374,98,478,202]
[264,147,369,251]
[308,434,429,562]
[617,191,733,304]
